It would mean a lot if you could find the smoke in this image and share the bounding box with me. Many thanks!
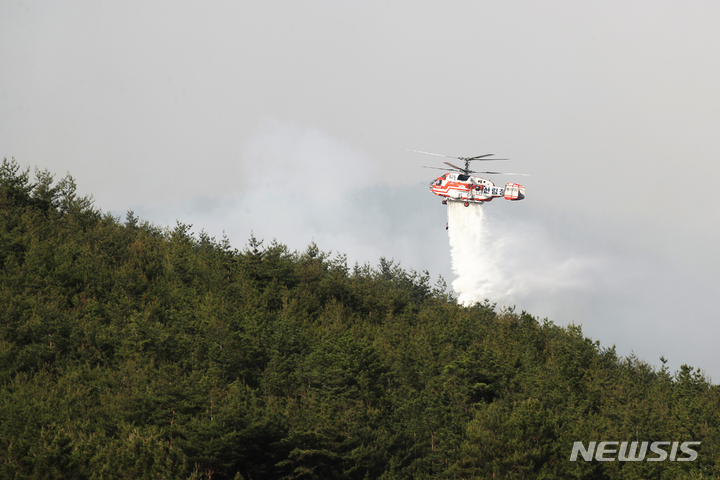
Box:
[132,119,452,281]
[241,118,380,200]
[447,201,602,308]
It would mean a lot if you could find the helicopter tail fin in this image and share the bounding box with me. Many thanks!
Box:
[504,183,525,201]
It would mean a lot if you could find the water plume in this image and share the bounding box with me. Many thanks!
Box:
[447,201,507,305]
[447,200,602,307]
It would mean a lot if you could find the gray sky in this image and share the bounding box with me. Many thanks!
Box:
[2,1,719,380]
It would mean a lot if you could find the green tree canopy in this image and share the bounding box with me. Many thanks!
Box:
[1,158,718,479]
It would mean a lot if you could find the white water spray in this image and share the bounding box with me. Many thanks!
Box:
[447,202,508,305]
[447,201,602,308]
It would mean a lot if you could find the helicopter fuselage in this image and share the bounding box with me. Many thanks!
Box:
[430,172,524,205]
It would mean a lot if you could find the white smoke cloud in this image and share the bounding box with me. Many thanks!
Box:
[133,119,451,280]
[241,118,380,201]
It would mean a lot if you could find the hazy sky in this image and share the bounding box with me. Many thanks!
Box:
[2,1,719,380]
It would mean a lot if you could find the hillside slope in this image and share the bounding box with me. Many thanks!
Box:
[1,159,719,479]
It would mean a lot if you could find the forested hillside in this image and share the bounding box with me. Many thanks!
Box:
[1,158,719,479]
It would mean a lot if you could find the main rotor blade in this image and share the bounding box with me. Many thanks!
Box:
[468,157,508,161]
[422,166,459,172]
[406,149,462,160]
[409,149,508,161]
[423,165,528,175]
[469,170,529,176]
[443,161,465,171]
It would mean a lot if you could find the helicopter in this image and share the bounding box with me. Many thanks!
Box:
[408,149,527,207]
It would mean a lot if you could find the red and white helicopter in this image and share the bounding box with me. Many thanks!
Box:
[408,149,527,207]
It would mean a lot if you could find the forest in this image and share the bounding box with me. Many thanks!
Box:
[1,157,719,479]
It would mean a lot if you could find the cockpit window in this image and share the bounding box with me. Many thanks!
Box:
[458,174,470,181]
